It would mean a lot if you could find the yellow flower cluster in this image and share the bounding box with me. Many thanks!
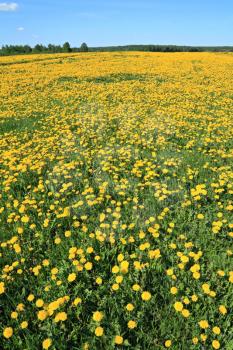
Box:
[0,51,232,349]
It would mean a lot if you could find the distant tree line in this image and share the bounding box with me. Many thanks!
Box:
[90,45,233,53]
[90,45,201,52]
[0,42,89,56]
[0,42,232,56]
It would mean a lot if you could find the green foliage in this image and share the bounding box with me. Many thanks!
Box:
[0,43,233,56]
[63,42,72,53]
[80,43,89,52]
[0,52,232,350]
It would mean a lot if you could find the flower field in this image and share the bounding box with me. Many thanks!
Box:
[0,52,233,350]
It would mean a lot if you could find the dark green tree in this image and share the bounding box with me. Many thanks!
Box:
[80,42,89,52]
[23,45,32,53]
[34,44,45,52]
[63,42,72,53]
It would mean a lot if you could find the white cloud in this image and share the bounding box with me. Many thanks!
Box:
[17,26,24,31]
[0,2,18,11]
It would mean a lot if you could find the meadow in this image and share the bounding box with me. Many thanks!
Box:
[0,51,232,350]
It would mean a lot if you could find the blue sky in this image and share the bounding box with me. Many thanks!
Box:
[0,0,232,47]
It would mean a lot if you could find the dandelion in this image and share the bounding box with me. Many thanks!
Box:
[38,310,48,321]
[141,291,151,301]
[212,326,221,335]
[42,338,52,349]
[73,297,82,306]
[95,326,104,337]
[126,303,134,311]
[219,305,227,315]
[132,284,140,291]
[165,340,172,348]
[92,311,103,322]
[3,327,13,339]
[96,277,102,285]
[199,320,209,329]
[21,215,29,223]
[192,337,198,344]
[112,283,119,291]
[0,282,5,294]
[54,312,67,322]
[174,302,183,312]
[128,320,137,329]
[20,321,28,329]
[36,299,44,308]
[182,309,190,318]
[115,335,124,345]
[170,287,178,294]
[68,273,76,282]
[84,262,92,271]
[212,340,220,349]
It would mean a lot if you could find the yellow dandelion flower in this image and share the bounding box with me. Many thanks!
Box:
[127,320,137,329]
[42,338,52,349]
[3,327,13,339]
[115,335,123,345]
[95,326,104,337]
[92,311,103,322]
[141,291,151,301]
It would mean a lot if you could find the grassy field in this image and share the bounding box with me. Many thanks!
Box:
[0,52,233,350]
